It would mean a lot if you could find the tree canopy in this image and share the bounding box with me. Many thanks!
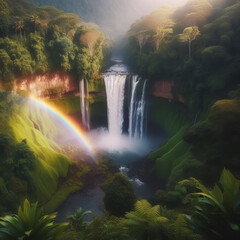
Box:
[103,173,137,217]
[0,0,108,86]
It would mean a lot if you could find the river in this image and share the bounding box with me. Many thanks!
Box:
[57,59,164,222]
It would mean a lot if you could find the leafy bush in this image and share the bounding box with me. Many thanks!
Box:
[85,215,131,240]
[103,173,137,217]
[124,200,173,240]
[14,140,35,179]
[0,1,108,86]
[0,199,68,240]
[186,169,240,240]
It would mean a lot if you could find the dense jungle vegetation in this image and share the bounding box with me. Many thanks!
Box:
[0,0,109,217]
[0,0,110,89]
[0,0,240,240]
[124,0,240,197]
[124,0,240,109]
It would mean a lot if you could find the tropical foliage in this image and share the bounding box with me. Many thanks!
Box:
[67,208,92,233]
[103,173,137,217]
[0,0,109,88]
[0,1,240,240]
[124,0,240,110]
[0,199,68,240]
[124,200,172,240]
[186,168,240,240]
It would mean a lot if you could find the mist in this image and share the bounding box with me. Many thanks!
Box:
[33,0,188,37]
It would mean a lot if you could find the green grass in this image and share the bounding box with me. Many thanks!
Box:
[149,126,188,161]
[43,182,83,214]
[43,165,90,213]
[148,99,193,184]
[166,151,193,188]
[154,140,191,181]
[0,94,94,211]
[9,101,71,201]
[149,99,191,136]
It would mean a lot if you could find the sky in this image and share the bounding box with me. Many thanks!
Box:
[101,0,189,37]
[145,0,188,7]
[33,0,189,37]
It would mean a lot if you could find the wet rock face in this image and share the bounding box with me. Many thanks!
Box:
[152,80,184,103]
[15,72,78,98]
[152,80,173,100]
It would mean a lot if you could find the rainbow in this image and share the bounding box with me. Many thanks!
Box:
[29,97,96,160]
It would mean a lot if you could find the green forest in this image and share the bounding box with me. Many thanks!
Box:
[0,0,110,89]
[0,0,240,240]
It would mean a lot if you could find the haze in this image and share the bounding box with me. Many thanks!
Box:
[33,0,188,37]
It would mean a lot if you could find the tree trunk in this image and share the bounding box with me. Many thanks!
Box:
[156,39,159,51]
[20,28,22,42]
[139,44,142,56]
[189,39,191,58]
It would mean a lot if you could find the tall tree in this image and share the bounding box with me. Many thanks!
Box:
[40,19,49,34]
[14,20,24,41]
[0,0,10,37]
[80,30,102,56]
[154,20,173,51]
[136,31,149,55]
[30,15,40,32]
[179,26,200,58]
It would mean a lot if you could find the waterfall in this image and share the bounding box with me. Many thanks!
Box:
[104,74,127,136]
[103,73,147,139]
[128,76,147,139]
[128,75,139,137]
[79,79,90,130]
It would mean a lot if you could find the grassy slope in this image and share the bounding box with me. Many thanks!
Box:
[43,164,90,213]
[149,99,191,136]
[151,127,192,184]
[148,99,193,186]
[0,93,95,213]
[9,99,71,202]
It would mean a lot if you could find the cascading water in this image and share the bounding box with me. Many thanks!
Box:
[79,79,90,130]
[90,60,150,155]
[104,74,127,136]
[103,59,148,140]
[128,76,147,139]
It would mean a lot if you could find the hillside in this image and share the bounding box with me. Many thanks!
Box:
[0,0,109,90]
[0,0,102,215]
[124,0,240,190]
[124,0,240,110]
